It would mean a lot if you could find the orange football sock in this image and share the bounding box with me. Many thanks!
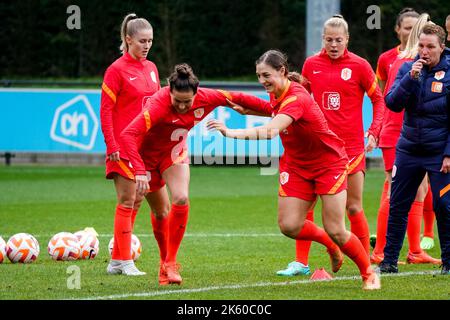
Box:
[407,201,424,254]
[379,180,389,207]
[112,204,132,260]
[295,220,339,254]
[295,210,314,265]
[340,233,372,281]
[131,208,138,231]
[151,212,169,262]
[166,203,189,264]
[423,186,435,238]
[347,210,370,255]
[373,195,389,255]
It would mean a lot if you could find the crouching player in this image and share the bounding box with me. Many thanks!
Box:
[120,63,275,285]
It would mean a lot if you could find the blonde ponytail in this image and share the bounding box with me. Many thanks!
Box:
[119,13,153,54]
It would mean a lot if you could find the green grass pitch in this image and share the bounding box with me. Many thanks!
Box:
[0,165,447,300]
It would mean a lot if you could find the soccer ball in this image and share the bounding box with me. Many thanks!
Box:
[48,232,81,261]
[74,230,99,259]
[6,233,40,263]
[108,234,142,261]
[0,236,7,263]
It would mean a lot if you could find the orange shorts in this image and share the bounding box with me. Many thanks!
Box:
[346,152,366,175]
[145,153,190,192]
[105,158,135,180]
[278,159,348,201]
[381,147,396,172]
[105,153,190,192]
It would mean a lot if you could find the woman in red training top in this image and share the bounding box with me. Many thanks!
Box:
[100,13,160,276]
[120,63,273,286]
[376,8,419,93]
[276,14,385,277]
[208,50,381,290]
[371,14,441,265]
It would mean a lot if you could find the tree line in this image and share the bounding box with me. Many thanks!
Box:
[0,0,448,81]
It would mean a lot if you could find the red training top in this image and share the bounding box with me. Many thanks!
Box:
[120,87,271,175]
[378,57,411,148]
[376,45,401,89]
[100,52,160,157]
[302,48,384,156]
[237,81,348,168]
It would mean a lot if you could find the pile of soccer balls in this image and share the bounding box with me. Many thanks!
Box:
[0,229,142,263]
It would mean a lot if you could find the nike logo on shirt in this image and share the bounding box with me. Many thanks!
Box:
[129,77,137,81]
[172,119,180,123]
[313,71,321,74]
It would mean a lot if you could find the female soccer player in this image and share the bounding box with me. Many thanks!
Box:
[376,8,419,93]
[119,63,274,285]
[371,14,441,265]
[101,13,160,276]
[277,14,385,277]
[381,24,450,275]
[208,50,381,290]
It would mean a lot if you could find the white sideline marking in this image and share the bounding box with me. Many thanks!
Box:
[16,233,282,239]
[78,271,439,300]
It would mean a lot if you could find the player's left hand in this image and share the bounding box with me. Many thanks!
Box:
[365,134,377,153]
[206,119,227,135]
[440,156,450,173]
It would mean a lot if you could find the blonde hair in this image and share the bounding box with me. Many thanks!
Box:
[399,13,432,59]
[120,13,153,54]
[323,14,349,36]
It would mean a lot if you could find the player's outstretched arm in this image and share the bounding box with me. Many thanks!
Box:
[227,99,271,117]
[207,114,293,140]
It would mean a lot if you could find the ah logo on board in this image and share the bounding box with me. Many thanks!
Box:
[50,95,99,150]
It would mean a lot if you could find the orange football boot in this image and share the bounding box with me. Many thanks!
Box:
[165,262,182,285]
[406,251,441,265]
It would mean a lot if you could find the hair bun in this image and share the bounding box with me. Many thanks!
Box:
[175,64,191,79]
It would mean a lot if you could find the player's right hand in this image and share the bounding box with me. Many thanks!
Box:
[135,174,150,196]
[410,59,426,79]
[109,151,120,162]
[227,98,249,115]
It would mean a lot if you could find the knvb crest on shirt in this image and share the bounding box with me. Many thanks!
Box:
[150,71,157,83]
[194,108,205,119]
[280,172,289,185]
[322,92,340,110]
[434,71,445,81]
[341,68,352,81]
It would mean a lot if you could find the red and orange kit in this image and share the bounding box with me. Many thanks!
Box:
[267,81,349,200]
[376,45,401,88]
[302,48,384,173]
[101,52,160,159]
[119,87,270,189]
